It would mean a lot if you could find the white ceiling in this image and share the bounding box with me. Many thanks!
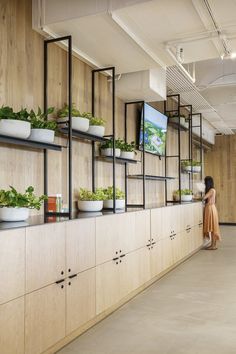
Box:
[33,0,236,133]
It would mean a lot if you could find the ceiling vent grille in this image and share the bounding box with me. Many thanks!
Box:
[167,65,233,135]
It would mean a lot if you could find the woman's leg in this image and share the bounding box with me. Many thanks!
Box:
[206,233,217,250]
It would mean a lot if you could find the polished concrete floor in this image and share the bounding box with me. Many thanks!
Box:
[58,226,236,354]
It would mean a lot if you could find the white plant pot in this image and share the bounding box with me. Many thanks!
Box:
[182,165,192,173]
[0,207,29,222]
[104,199,125,209]
[121,151,135,160]
[101,148,121,157]
[181,195,193,202]
[57,116,89,132]
[78,200,103,212]
[0,119,31,139]
[87,125,105,137]
[192,166,201,173]
[29,129,55,143]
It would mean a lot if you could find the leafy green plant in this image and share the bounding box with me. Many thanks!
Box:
[192,161,201,167]
[29,107,57,131]
[174,189,192,196]
[0,106,30,121]
[89,116,106,126]
[0,186,47,210]
[103,187,125,200]
[57,103,81,118]
[181,160,191,168]
[80,112,93,119]
[78,188,106,201]
[121,140,136,152]
[100,139,121,150]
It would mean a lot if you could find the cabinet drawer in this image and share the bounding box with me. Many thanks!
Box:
[0,228,25,305]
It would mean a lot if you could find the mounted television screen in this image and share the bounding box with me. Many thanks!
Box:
[139,103,168,156]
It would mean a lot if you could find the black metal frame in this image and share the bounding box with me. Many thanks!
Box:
[44,36,72,218]
[192,113,203,182]
[180,104,193,192]
[91,67,117,212]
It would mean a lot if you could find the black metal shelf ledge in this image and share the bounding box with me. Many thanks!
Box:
[59,128,111,143]
[97,156,138,164]
[0,134,62,151]
[128,174,176,181]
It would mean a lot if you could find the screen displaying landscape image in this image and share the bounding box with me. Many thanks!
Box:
[139,103,168,156]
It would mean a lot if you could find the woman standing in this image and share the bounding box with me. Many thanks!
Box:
[203,176,221,250]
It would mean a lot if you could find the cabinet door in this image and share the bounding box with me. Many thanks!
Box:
[135,210,151,249]
[0,297,24,354]
[25,283,66,354]
[66,268,96,335]
[162,206,181,237]
[150,240,164,278]
[96,259,120,314]
[151,207,164,241]
[66,218,95,275]
[26,223,66,292]
[0,229,25,305]
[96,213,135,265]
[162,236,174,270]
[180,204,194,231]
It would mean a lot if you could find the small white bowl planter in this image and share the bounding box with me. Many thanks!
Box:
[87,125,105,137]
[120,151,135,160]
[57,117,89,132]
[103,199,125,209]
[192,166,201,173]
[101,148,121,157]
[77,200,103,212]
[0,207,29,222]
[182,166,192,173]
[29,129,55,143]
[181,195,193,202]
[0,119,31,139]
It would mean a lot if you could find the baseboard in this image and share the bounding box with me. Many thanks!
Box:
[220,222,236,226]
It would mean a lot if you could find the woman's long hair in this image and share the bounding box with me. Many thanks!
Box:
[204,176,214,194]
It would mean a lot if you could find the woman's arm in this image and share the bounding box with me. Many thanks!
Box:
[203,189,214,201]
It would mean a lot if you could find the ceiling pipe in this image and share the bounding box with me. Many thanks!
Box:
[165,46,196,83]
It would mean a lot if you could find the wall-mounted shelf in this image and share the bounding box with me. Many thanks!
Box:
[0,134,63,151]
[97,156,138,164]
[128,174,175,181]
[59,128,110,143]
[168,120,189,132]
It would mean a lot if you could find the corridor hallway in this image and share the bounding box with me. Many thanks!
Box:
[58,226,236,354]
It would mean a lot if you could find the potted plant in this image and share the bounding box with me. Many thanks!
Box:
[173,189,193,202]
[88,116,106,137]
[168,114,189,129]
[78,188,105,212]
[103,186,125,209]
[100,139,121,157]
[28,107,57,143]
[57,103,90,132]
[120,140,136,159]
[192,161,201,173]
[0,106,31,139]
[181,159,192,173]
[0,186,47,222]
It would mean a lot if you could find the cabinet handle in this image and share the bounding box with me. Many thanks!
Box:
[68,274,77,279]
[186,228,191,231]
[120,254,126,258]
[113,257,119,261]
[146,243,151,247]
[151,241,156,245]
[55,279,65,284]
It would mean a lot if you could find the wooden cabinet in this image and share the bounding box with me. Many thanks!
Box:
[150,239,165,278]
[0,297,24,354]
[150,207,165,241]
[162,206,181,237]
[96,213,135,265]
[135,210,151,249]
[25,283,66,354]
[26,223,66,293]
[66,268,96,335]
[66,218,96,275]
[180,204,194,231]
[0,229,25,305]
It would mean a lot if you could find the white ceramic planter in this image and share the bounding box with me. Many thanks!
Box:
[78,200,103,212]
[181,195,193,202]
[87,125,105,137]
[120,151,135,160]
[192,166,201,173]
[0,207,29,222]
[101,148,121,157]
[29,129,55,143]
[104,199,125,209]
[182,165,192,173]
[0,119,31,139]
[57,117,89,132]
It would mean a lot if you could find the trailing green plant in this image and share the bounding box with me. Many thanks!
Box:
[57,103,82,118]
[100,138,122,150]
[121,140,136,152]
[78,188,106,201]
[0,186,47,210]
[89,116,106,126]
[80,112,93,119]
[29,107,57,131]
[0,106,31,121]
[181,159,192,167]
[103,186,125,200]
[192,160,201,167]
[173,189,192,196]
